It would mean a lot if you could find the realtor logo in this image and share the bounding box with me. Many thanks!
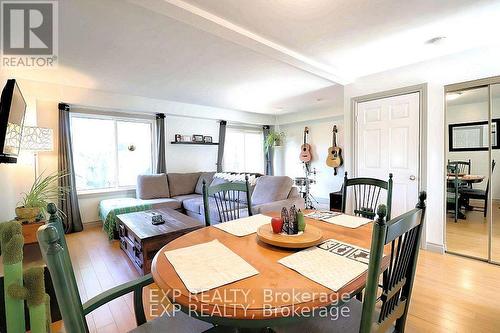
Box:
[1,1,58,67]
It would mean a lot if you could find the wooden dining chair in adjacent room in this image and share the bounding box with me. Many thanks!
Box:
[448,159,471,175]
[341,172,393,220]
[448,159,472,189]
[269,192,427,333]
[447,164,461,222]
[459,160,496,218]
[202,176,252,226]
[37,204,216,333]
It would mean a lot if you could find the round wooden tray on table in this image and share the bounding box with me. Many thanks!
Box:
[256,223,323,249]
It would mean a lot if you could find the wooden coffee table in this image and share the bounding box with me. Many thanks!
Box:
[116,208,203,275]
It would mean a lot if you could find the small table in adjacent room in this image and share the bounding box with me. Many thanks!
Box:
[116,208,204,275]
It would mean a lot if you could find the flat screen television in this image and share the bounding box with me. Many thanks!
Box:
[0,79,26,163]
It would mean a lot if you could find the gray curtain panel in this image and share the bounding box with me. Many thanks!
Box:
[263,125,274,175]
[58,103,83,233]
[216,120,227,172]
[155,113,166,173]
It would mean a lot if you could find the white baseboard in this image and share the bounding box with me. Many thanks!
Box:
[424,242,445,254]
[83,220,103,228]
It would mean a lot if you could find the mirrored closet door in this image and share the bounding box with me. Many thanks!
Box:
[491,84,500,263]
[445,77,500,264]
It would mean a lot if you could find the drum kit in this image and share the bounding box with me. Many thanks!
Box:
[294,164,318,210]
[293,125,343,210]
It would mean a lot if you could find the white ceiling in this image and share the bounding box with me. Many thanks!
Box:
[6,0,500,115]
[183,0,500,78]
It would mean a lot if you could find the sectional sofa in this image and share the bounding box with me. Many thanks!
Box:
[100,172,304,238]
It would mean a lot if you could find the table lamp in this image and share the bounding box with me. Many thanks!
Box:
[21,126,54,178]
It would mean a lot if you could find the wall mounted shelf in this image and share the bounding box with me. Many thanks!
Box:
[170,141,219,146]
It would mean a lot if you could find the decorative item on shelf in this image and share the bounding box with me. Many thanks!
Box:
[192,134,204,142]
[16,170,69,222]
[127,144,136,152]
[174,134,181,142]
[203,135,213,143]
[181,135,191,142]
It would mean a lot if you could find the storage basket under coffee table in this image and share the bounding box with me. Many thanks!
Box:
[116,208,203,275]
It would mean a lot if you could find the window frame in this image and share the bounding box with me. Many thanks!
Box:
[223,126,264,174]
[69,112,156,195]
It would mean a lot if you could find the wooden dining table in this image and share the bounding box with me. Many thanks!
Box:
[151,212,387,329]
[446,174,485,183]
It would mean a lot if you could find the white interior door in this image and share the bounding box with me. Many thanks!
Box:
[356,92,420,217]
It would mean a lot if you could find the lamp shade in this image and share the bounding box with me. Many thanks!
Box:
[21,126,54,152]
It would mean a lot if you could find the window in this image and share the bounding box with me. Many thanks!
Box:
[223,127,264,173]
[70,114,154,192]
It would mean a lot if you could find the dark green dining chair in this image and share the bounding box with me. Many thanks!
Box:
[269,191,427,333]
[448,159,471,175]
[37,204,215,333]
[448,159,472,190]
[202,176,252,226]
[459,160,496,218]
[341,172,393,220]
[446,164,460,222]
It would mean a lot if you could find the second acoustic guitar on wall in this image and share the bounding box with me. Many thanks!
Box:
[326,125,343,175]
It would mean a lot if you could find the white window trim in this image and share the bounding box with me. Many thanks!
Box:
[69,112,157,195]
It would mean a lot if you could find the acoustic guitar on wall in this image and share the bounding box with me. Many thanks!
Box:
[326,125,343,175]
[299,127,312,163]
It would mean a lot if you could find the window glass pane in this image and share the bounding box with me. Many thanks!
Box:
[223,130,245,172]
[244,131,264,173]
[223,128,264,173]
[71,117,116,190]
[117,121,152,186]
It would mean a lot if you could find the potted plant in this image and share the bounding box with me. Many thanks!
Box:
[264,131,285,152]
[16,171,69,221]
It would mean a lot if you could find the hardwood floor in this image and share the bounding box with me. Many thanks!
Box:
[446,199,500,260]
[52,225,500,332]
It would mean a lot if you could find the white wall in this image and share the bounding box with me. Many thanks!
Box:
[166,116,219,173]
[342,46,500,252]
[0,78,272,223]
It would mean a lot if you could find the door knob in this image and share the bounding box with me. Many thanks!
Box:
[409,175,416,181]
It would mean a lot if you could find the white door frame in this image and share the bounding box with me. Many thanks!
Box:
[350,84,428,247]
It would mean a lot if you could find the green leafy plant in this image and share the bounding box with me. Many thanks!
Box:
[264,131,285,152]
[18,171,70,217]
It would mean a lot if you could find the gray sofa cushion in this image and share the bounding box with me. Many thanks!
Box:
[167,172,202,197]
[251,176,293,206]
[138,198,181,210]
[195,172,216,194]
[182,197,204,214]
[136,174,170,199]
[200,198,249,224]
[172,194,201,203]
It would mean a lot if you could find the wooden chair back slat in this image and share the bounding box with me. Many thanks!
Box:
[342,172,393,220]
[202,176,253,226]
[359,191,426,333]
